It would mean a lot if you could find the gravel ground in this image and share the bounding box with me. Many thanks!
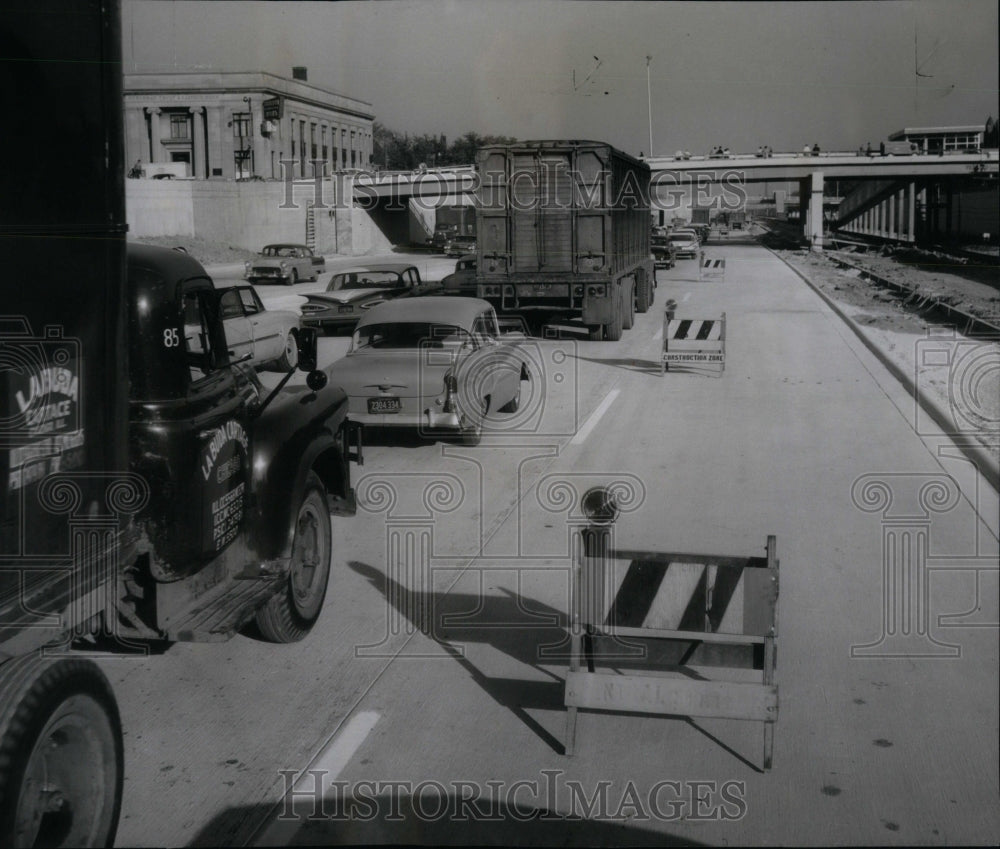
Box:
[780,247,999,465]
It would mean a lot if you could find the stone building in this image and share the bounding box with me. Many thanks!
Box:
[124,68,374,180]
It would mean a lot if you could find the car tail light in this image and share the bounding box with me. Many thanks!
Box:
[443,373,458,413]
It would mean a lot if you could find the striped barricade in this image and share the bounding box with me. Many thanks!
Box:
[564,534,779,769]
[662,312,726,374]
[699,256,726,280]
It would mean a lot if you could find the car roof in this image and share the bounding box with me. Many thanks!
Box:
[332,263,418,275]
[356,296,492,329]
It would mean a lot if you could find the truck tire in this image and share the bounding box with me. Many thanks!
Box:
[603,293,623,342]
[255,472,332,642]
[622,282,635,330]
[274,329,299,371]
[587,325,603,341]
[636,272,651,313]
[0,656,123,849]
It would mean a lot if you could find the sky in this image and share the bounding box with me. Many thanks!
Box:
[122,0,999,157]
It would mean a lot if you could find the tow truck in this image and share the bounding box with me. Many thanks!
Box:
[0,3,361,845]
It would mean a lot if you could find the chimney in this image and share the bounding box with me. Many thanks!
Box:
[292,66,307,81]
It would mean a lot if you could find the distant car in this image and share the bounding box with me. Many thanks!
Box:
[328,296,529,445]
[667,232,700,259]
[245,243,325,285]
[216,285,301,370]
[650,235,676,269]
[439,254,477,295]
[300,263,424,331]
[445,234,476,257]
[427,225,459,252]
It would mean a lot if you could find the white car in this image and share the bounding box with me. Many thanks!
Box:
[667,232,700,259]
[327,296,529,445]
[217,285,301,370]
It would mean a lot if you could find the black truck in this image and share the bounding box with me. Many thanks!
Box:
[0,3,361,845]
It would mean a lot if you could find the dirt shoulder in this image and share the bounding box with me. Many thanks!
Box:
[779,248,999,467]
[127,235,260,267]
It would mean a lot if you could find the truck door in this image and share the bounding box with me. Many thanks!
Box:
[129,268,255,578]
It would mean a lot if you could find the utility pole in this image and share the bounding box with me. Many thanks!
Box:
[646,55,653,158]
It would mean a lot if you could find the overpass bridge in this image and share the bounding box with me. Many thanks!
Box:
[346,150,997,250]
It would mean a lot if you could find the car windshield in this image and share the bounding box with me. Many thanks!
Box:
[330,271,403,290]
[668,234,694,242]
[263,246,300,257]
[353,322,471,350]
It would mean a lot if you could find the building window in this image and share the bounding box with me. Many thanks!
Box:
[232,112,251,139]
[170,112,190,139]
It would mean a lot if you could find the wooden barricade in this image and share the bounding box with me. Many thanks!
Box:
[564,534,779,770]
[699,256,726,280]
[662,312,726,374]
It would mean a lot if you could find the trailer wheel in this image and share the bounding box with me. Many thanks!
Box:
[0,656,122,849]
[603,293,623,342]
[256,472,332,642]
[622,281,636,330]
[636,272,651,313]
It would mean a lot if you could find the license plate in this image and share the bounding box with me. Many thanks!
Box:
[338,304,353,314]
[367,397,401,414]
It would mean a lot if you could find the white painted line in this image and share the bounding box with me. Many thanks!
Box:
[653,326,663,341]
[682,291,692,302]
[255,711,380,845]
[310,710,381,781]
[571,389,619,446]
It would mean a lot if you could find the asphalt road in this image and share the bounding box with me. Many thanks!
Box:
[106,246,998,847]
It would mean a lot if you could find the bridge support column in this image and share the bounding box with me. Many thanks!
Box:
[906,182,916,242]
[806,170,824,250]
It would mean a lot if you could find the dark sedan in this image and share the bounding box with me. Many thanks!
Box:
[300,264,424,332]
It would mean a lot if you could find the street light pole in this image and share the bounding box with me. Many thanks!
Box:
[645,55,653,158]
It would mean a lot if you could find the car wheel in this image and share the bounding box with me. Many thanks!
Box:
[255,472,332,642]
[0,656,123,849]
[275,329,299,371]
[288,268,299,286]
[459,399,487,446]
[498,373,523,413]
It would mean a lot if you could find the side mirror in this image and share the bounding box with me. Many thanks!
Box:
[296,326,319,372]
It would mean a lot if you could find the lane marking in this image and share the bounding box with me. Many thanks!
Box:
[254,710,380,845]
[653,326,663,341]
[570,389,619,446]
[682,292,692,302]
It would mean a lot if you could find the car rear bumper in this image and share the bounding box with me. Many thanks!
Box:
[349,408,462,430]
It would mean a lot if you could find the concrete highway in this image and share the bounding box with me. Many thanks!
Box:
[104,246,998,846]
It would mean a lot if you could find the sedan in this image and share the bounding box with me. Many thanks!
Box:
[651,235,676,269]
[440,254,477,296]
[444,234,476,257]
[217,285,301,370]
[327,296,529,445]
[301,264,424,332]
[245,243,324,285]
[667,232,700,259]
